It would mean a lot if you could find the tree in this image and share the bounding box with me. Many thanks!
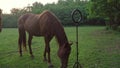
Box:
[2,0,89,28]
[31,2,43,13]
[10,8,20,15]
[89,0,120,30]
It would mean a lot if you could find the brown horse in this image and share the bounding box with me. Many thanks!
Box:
[18,10,72,68]
[0,9,2,32]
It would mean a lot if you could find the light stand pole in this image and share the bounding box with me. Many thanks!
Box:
[72,9,83,68]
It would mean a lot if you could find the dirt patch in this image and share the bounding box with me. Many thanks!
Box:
[105,41,120,54]
[92,29,113,36]
[91,29,120,54]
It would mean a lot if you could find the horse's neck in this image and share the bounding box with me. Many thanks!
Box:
[55,27,68,46]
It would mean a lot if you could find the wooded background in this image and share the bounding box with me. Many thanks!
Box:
[1,0,120,31]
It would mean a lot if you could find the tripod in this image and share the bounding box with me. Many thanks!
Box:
[71,9,83,68]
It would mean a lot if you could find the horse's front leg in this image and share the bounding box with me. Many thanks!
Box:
[43,45,47,62]
[28,35,34,58]
[46,43,54,68]
[44,36,54,68]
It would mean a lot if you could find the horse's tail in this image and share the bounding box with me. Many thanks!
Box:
[18,20,27,52]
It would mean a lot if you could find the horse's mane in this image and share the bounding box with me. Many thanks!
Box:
[39,10,60,23]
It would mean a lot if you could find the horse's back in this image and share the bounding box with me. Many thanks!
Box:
[26,15,41,36]
[18,13,33,25]
[18,13,40,36]
[18,10,63,36]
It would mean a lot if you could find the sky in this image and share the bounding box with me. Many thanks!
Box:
[0,0,58,14]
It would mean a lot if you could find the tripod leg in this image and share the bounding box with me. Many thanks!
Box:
[73,62,82,68]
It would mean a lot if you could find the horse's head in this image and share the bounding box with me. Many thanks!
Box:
[58,42,73,68]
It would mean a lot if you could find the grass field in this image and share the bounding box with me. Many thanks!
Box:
[0,26,120,68]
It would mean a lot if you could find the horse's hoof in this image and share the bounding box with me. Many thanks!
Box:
[31,55,34,59]
[20,54,22,57]
[48,64,54,68]
[43,59,47,62]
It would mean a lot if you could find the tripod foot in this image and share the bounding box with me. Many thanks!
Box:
[73,62,82,68]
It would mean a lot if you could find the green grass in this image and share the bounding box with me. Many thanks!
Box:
[0,26,120,68]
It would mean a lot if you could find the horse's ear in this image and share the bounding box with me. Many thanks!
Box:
[63,42,73,48]
[69,41,73,46]
[65,41,73,45]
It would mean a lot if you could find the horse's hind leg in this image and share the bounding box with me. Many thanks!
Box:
[23,31,27,51]
[28,34,34,58]
[18,28,23,56]
[18,37,22,56]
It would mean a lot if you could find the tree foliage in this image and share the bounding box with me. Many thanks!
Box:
[2,0,89,28]
[88,0,120,30]
[2,0,119,30]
